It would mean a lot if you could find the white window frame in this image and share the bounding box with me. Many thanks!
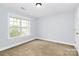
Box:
[8,13,30,39]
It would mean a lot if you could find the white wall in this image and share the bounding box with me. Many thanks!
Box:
[0,6,36,51]
[37,12,75,45]
[0,5,75,51]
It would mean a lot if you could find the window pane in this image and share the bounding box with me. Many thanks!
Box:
[21,20,27,27]
[21,27,30,35]
[21,20,26,23]
[9,22,13,26]
[13,18,17,22]
[22,28,27,33]
[10,17,14,21]
[21,22,27,27]
[10,27,21,37]
[13,21,19,26]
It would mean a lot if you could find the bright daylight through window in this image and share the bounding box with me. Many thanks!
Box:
[9,17,30,38]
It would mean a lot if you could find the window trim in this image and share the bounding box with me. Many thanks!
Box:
[8,13,30,39]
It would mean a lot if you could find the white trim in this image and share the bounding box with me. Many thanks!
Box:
[0,38,34,51]
[36,37,75,46]
[0,37,75,51]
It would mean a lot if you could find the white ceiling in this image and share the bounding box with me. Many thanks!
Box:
[0,3,78,18]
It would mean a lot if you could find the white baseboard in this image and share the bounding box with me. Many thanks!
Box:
[36,37,75,46]
[0,38,34,51]
[0,37,75,51]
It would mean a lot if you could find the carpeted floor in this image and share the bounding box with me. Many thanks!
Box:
[0,39,78,56]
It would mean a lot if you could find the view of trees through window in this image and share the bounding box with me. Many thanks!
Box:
[9,17,30,38]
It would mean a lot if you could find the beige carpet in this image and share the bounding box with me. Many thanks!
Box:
[0,39,78,56]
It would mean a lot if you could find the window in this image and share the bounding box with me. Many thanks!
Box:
[9,17,30,38]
